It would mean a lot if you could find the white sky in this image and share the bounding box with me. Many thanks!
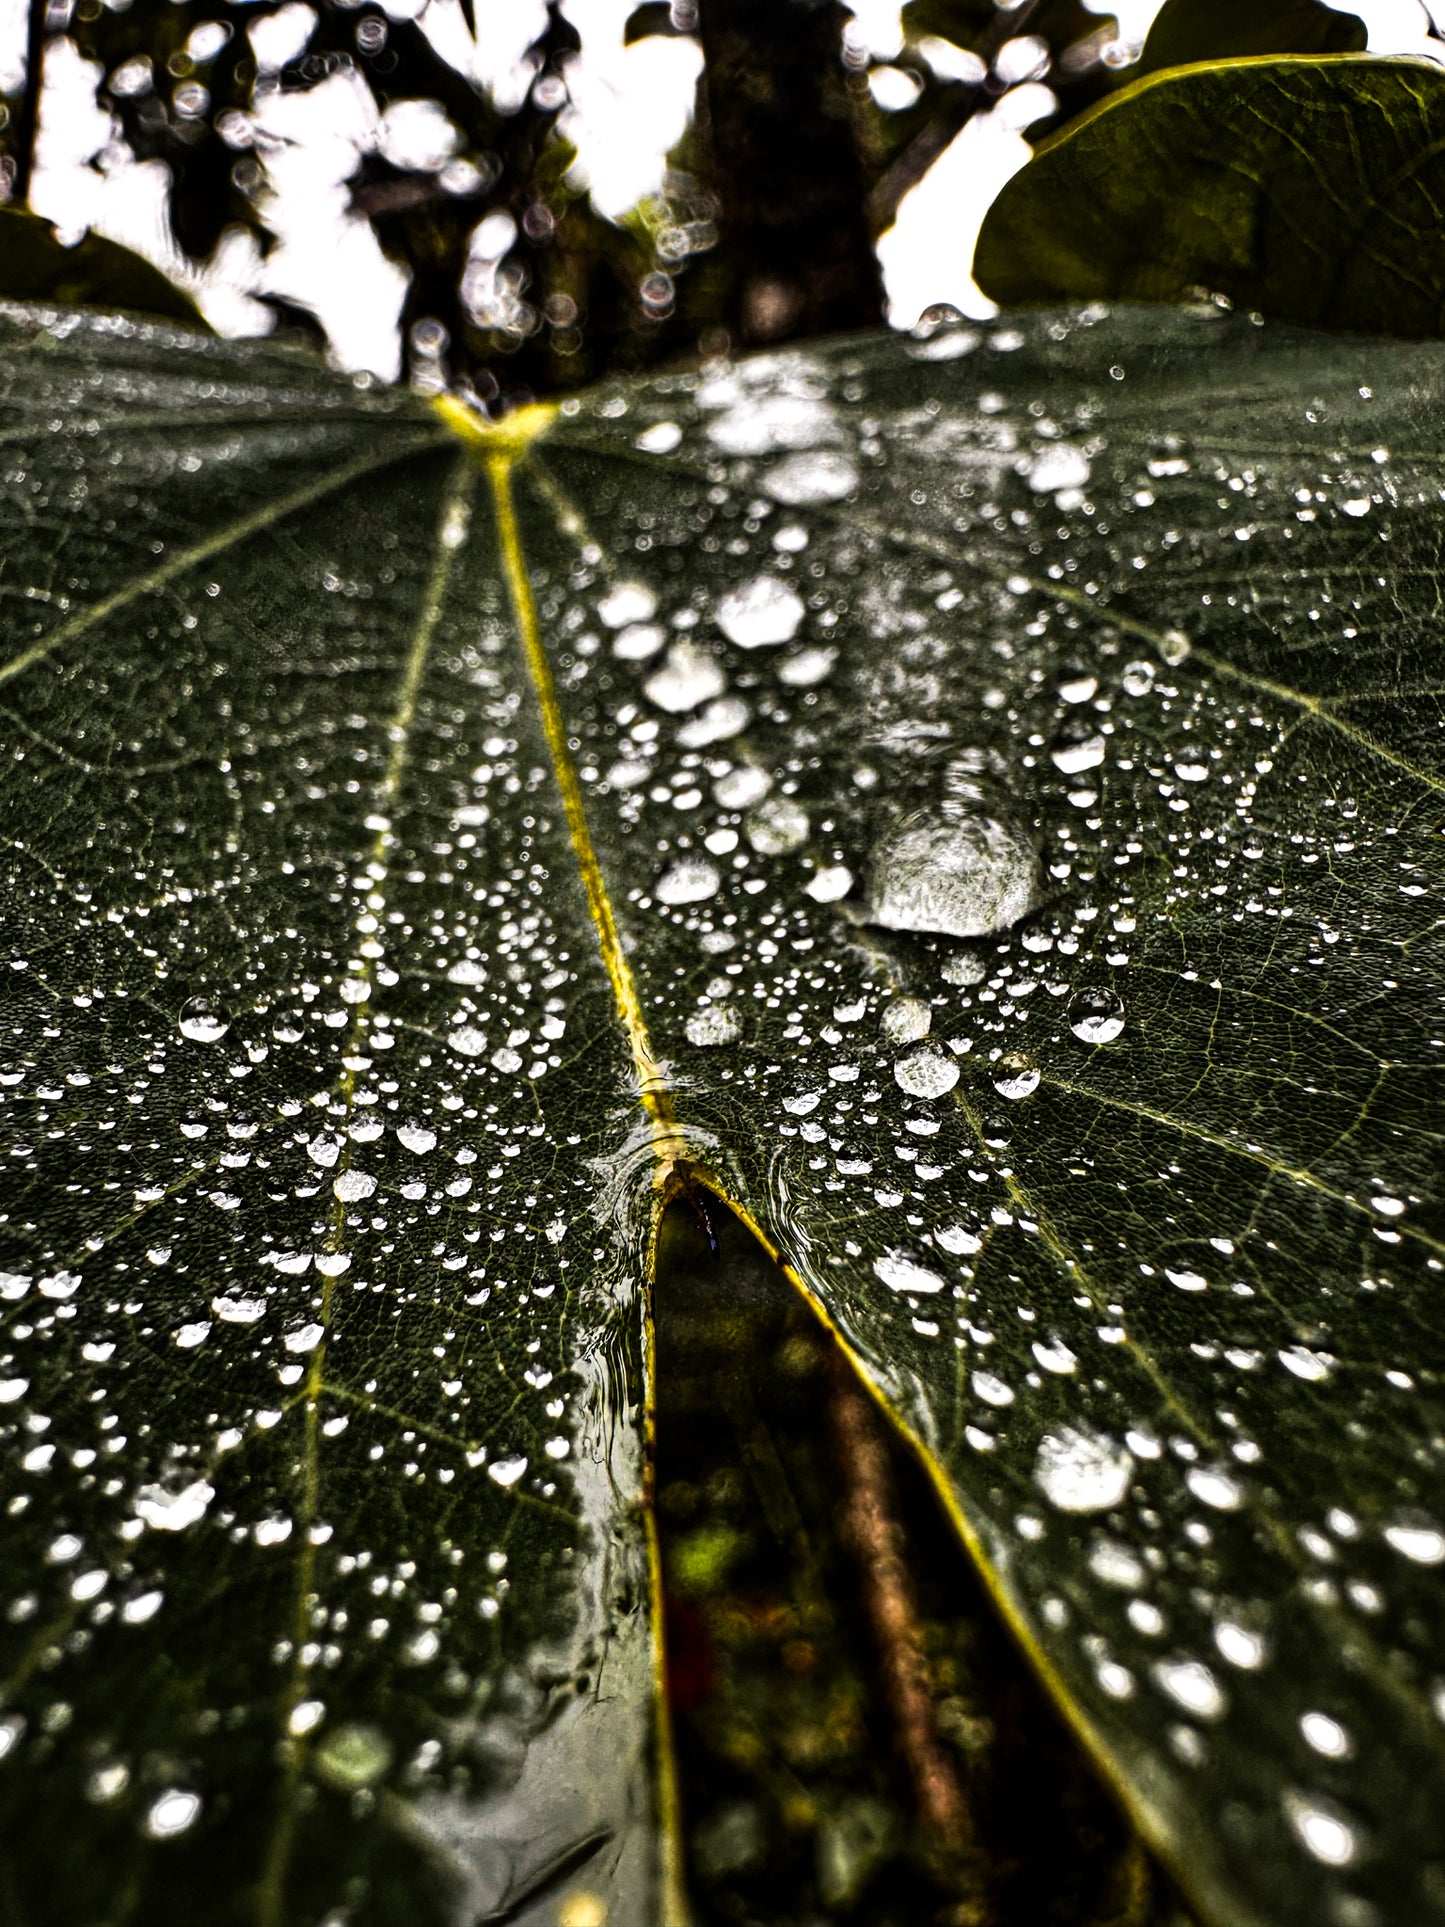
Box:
[1,0,1438,376]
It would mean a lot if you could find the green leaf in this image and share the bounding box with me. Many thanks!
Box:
[1135,0,1365,76]
[2,302,1443,1927]
[0,209,205,327]
[974,55,1445,335]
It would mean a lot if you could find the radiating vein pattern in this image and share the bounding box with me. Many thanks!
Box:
[0,311,660,1927]
[2,302,1444,1927]
[524,309,1445,1927]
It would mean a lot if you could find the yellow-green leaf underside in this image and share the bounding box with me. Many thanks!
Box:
[0,301,1442,1927]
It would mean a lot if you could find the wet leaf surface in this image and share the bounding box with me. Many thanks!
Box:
[975,56,1445,335]
[1,301,1443,1927]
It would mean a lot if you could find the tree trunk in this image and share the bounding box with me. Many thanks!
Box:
[698,0,884,344]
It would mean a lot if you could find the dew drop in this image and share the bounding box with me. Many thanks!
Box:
[746,795,810,855]
[1069,987,1125,1045]
[487,1454,528,1488]
[992,1055,1040,1101]
[134,1479,215,1533]
[893,1043,959,1099]
[1384,1519,1445,1565]
[1153,1656,1225,1720]
[1034,1426,1132,1513]
[1282,1790,1358,1867]
[716,574,805,649]
[598,582,655,628]
[656,857,722,906]
[686,1006,742,1047]
[178,996,230,1044]
[765,449,857,504]
[146,1789,201,1838]
[804,864,854,903]
[881,997,931,1044]
[397,1123,437,1154]
[868,804,1036,940]
[874,1250,946,1295]
[645,641,727,714]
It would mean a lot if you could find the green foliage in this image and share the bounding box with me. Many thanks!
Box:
[0,207,205,324]
[1135,0,1365,76]
[2,301,1443,1927]
[975,56,1445,334]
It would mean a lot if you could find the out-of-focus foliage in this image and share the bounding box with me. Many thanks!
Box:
[1134,0,1365,78]
[975,56,1445,333]
[1,0,722,401]
[0,205,204,321]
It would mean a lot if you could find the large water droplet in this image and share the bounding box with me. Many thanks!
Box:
[1069,987,1125,1045]
[1153,1656,1225,1721]
[134,1479,215,1533]
[656,857,721,906]
[645,641,727,714]
[765,449,858,504]
[868,804,1036,940]
[893,1042,958,1098]
[1034,1426,1132,1513]
[716,574,805,648]
[1282,1791,1358,1868]
[874,1250,946,1295]
[686,1006,742,1047]
[598,582,656,628]
[992,1054,1040,1101]
[178,996,230,1044]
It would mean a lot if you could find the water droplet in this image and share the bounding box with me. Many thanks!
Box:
[992,1055,1040,1101]
[1301,1711,1351,1759]
[598,582,655,628]
[1186,1465,1243,1511]
[746,795,810,855]
[635,421,681,454]
[1384,1519,1445,1564]
[487,1454,528,1488]
[213,1295,266,1325]
[881,997,931,1044]
[804,864,853,903]
[716,574,804,648]
[686,1006,741,1047]
[178,996,230,1044]
[765,449,857,504]
[1153,1656,1225,1720]
[656,857,722,906]
[715,765,771,809]
[1032,1336,1077,1374]
[1088,1539,1144,1588]
[778,646,836,687]
[1214,1620,1267,1669]
[315,1722,393,1790]
[868,804,1036,940]
[874,1250,946,1295]
[1027,444,1090,494]
[645,641,727,714]
[146,1788,201,1838]
[1282,1790,1358,1867]
[1121,659,1156,696]
[973,1371,1015,1407]
[1051,730,1106,776]
[1166,1267,1208,1293]
[450,1025,488,1058]
[397,1123,437,1154]
[1069,987,1125,1044]
[1279,1345,1331,1382]
[333,1170,375,1203]
[613,622,667,662]
[134,1479,215,1533]
[893,1043,959,1099]
[1034,1426,1132,1513]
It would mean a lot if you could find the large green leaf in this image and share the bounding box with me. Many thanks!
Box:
[974,56,1445,335]
[1134,0,1365,76]
[0,209,205,328]
[1,300,1443,1927]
